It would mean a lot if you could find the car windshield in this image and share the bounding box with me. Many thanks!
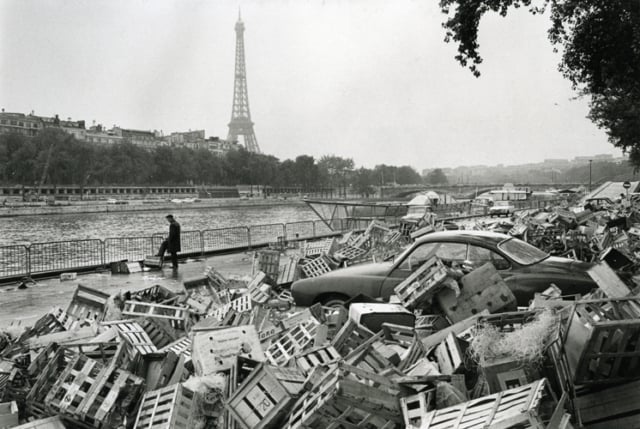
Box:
[498,238,548,265]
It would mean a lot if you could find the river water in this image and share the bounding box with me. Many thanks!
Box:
[1,204,317,246]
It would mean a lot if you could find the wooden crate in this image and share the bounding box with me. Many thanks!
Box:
[418,379,550,429]
[302,238,335,258]
[135,383,197,429]
[130,285,177,305]
[265,319,319,366]
[344,331,398,373]
[295,345,342,374]
[400,390,435,429]
[138,317,178,349]
[434,333,466,375]
[0,400,18,428]
[300,255,333,279]
[564,297,640,385]
[333,245,368,262]
[277,256,299,286]
[66,285,110,323]
[286,363,402,429]
[26,348,76,419]
[248,272,271,304]
[44,352,143,425]
[257,250,281,281]
[226,363,307,429]
[205,266,229,290]
[224,357,262,429]
[331,319,375,356]
[111,321,159,355]
[10,416,66,429]
[159,336,192,362]
[192,325,265,376]
[437,263,517,323]
[122,301,190,331]
[394,257,449,309]
[575,378,640,427]
[398,336,428,373]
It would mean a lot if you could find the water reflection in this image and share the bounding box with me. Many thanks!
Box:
[3,204,316,246]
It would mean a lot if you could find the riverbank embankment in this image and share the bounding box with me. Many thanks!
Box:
[0,197,307,217]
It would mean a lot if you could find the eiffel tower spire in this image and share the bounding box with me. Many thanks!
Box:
[227,12,260,153]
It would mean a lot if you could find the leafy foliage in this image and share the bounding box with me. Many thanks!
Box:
[440,0,640,166]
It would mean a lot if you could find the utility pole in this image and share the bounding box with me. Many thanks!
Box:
[589,159,593,192]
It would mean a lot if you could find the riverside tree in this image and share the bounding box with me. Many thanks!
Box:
[440,0,640,166]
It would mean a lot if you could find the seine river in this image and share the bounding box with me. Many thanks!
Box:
[1,204,317,246]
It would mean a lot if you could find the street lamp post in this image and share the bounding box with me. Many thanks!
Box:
[589,159,593,192]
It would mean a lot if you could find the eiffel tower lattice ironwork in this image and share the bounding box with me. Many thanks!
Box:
[227,12,260,153]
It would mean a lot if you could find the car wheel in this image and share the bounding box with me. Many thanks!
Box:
[318,294,349,308]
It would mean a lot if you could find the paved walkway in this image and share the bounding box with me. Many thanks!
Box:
[0,251,257,329]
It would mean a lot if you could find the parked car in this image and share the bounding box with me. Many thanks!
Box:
[291,231,596,307]
[488,201,515,217]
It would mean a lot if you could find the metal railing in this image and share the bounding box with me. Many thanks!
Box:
[0,198,565,282]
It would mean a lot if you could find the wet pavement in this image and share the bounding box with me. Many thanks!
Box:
[0,251,258,330]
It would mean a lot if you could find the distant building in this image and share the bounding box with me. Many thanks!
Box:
[0,110,43,137]
[168,130,205,149]
[203,137,239,155]
[85,124,123,146]
[112,127,164,149]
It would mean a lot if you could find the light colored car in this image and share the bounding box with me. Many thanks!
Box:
[489,201,515,217]
[291,230,596,307]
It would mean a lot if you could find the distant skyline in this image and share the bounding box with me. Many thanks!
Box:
[0,0,624,171]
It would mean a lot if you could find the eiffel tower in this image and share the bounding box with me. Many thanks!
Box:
[227,12,260,153]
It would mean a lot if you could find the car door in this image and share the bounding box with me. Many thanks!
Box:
[380,241,468,298]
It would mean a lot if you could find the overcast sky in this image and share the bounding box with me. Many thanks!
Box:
[0,0,623,170]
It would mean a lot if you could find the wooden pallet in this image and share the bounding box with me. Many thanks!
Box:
[227,363,307,429]
[135,383,197,429]
[66,285,110,323]
[286,363,402,429]
[26,348,76,419]
[257,250,281,281]
[418,379,549,429]
[401,390,435,428]
[300,255,333,279]
[122,301,190,331]
[564,297,640,385]
[265,319,319,366]
[277,256,300,286]
[394,257,449,309]
[295,345,342,374]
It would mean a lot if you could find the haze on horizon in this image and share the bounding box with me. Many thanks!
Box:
[0,0,623,171]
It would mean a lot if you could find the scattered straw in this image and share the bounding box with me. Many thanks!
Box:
[470,310,558,366]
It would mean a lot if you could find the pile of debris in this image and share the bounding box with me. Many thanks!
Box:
[1,225,640,428]
[470,198,640,271]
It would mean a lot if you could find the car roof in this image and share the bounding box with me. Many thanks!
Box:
[415,230,512,246]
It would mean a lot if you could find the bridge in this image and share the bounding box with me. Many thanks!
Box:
[379,183,587,199]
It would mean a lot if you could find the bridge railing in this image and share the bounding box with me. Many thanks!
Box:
[0,198,565,282]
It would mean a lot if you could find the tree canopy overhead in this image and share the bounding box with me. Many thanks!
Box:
[440,0,640,166]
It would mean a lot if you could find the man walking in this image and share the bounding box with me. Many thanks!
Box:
[165,214,181,270]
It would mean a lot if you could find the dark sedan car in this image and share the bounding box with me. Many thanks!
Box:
[291,230,597,307]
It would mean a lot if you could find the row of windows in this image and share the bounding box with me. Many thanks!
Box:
[0,119,39,128]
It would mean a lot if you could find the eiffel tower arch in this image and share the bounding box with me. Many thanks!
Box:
[227,12,260,153]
